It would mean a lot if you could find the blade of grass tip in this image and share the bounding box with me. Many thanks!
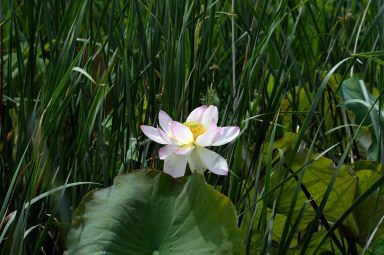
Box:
[0,212,15,243]
[72,66,104,85]
[23,225,39,239]
[301,82,384,255]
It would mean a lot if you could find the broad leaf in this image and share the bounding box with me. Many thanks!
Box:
[244,134,384,253]
[341,74,378,126]
[65,169,245,255]
[341,75,384,160]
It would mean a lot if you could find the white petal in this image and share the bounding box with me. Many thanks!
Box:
[157,127,180,145]
[140,125,168,144]
[195,127,223,147]
[159,145,173,159]
[210,118,217,129]
[212,126,240,146]
[187,149,205,174]
[186,105,207,123]
[164,153,187,178]
[159,110,172,133]
[196,147,228,175]
[172,145,195,156]
[201,105,218,130]
[170,121,194,144]
[157,127,173,144]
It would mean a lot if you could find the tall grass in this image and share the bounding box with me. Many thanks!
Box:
[1,0,384,254]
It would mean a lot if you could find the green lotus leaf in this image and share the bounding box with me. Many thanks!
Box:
[65,169,245,255]
[256,133,384,253]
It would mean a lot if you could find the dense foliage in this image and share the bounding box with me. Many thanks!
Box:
[1,0,384,254]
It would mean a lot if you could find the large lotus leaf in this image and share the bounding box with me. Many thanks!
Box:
[347,161,384,246]
[270,212,348,255]
[65,169,245,255]
[262,134,358,235]
[270,151,358,235]
[244,134,384,253]
[260,134,384,247]
[353,170,384,246]
[240,195,345,255]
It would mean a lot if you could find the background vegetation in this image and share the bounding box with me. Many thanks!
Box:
[1,0,384,254]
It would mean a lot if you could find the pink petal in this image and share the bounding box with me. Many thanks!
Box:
[195,127,223,147]
[140,125,168,144]
[210,118,217,129]
[186,105,207,123]
[187,149,205,174]
[159,110,172,133]
[170,121,194,144]
[172,146,195,156]
[157,127,173,144]
[201,105,218,130]
[196,147,228,175]
[159,145,173,159]
[212,126,240,146]
[164,153,187,178]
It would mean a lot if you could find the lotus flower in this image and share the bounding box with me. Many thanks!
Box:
[140,105,240,178]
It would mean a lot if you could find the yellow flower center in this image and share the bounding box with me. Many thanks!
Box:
[183,121,207,141]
